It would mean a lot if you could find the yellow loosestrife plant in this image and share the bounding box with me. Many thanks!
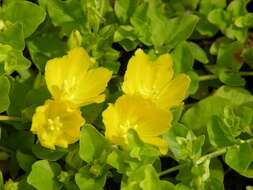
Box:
[31,47,112,149]
[103,49,190,154]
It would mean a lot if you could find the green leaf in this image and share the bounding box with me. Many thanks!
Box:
[197,0,227,36]
[4,1,46,37]
[217,41,243,70]
[3,179,18,190]
[121,164,161,190]
[218,68,246,87]
[199,0,226,15]
[172,42,194,74]
[106,149,129,174]
[75,166,107,190]
[214,86,253,105]
[31,144,66,161]
[183,86,253,134]
[18,178,36,190]
[81,103,105,124]
[28,160,62,190]
[187,42,208,64]
[205,177,224,190]
[0,76,10,113]
[208,9,231,32]
[207,116,236,148]
[27,161,59,187]
[115,0,137,23]
[7,131,35,152]
[164,123,189,160]
[8,76,35,117]
[46,0,85,35]
[1,47,31,74]
[16,150,36,172]
[0,43,11,63]
[127,129,159,163]
[209,158,224,183]
[0,171,3,190]
[225,142,253,173]
[242,47,253,68]
[0,22,24,50]
[215,41,245,86]
[79,124,109,163]
[171,42,200,94]
[65,147,83,170]
[58,171,79,190]
[130,3,151,45]
[113,25,138,51]
[165,15,199,50]
[148,0,171,47]
[182,95,230,132]
[175,184,194,190]
[160,181,176,190]
[27,32,67,72]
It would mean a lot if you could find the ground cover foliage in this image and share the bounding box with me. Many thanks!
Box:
[0,0,253,189]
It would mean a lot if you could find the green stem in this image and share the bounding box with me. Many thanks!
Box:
[0,115,22,121]
[196,138,253,165]
[199,71,253,82]
[0,146,13,154]
[195,148,226,165]
[159,164,185,177]
[199,75,218,81]
[160,138,253,177]
[239,71,253,76]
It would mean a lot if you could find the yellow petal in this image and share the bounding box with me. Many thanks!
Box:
[122,49,188,111]
[141,136,169,155]
[31,99,85,149]
[122,49,150,95]
[156,74,191,110]
[123,49,173,96]
[45,47,112,106]
[45,47,92,98]
[102,95,171,152]
[74,68,112,106]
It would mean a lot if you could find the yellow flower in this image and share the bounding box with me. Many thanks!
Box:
[31,99,85,149]
[122,49,190,111]
[102,95,172,154]
[45,47,112,107]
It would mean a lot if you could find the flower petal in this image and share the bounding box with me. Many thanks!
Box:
[141,136,169,155]
[156,74,191,110]
[45,47,112,106]
[103,95,171,153]
[74,67,112,106]
[31,99,85,149]
[122,49,182,111]
[45,48,93,99]
[122,49,150,95]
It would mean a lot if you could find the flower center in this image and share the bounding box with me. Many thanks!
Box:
[140,87,160,100]
[119,120,138,138]
[47,116,63,131]
[61,77,77,100]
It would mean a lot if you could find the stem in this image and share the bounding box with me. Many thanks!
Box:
[195,148,226,165]
[159,138,253,177]
[0,146,13,154]
[239,71,253,76]
[0,115,22,121]
[199,75,218,81]
[199,71,253,82]
[159,164,185,177]
[196,138,253,165]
